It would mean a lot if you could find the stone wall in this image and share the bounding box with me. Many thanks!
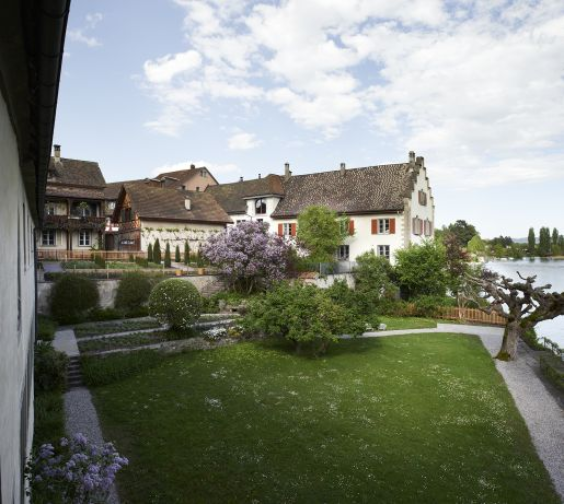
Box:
[37,275,223,315]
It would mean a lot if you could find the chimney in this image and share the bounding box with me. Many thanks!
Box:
[415,156,424,166]
[340,162,346,176]
[54,144,61,164]
[284,162,291,181]
[258,173,261,179]
[240,176,244,182]
[184,196,191,211]
[409,151,416,164]
[190,164,196,170]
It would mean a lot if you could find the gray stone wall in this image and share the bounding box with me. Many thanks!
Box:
[37,275,223,315]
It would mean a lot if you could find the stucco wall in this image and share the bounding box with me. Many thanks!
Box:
[37,275,223,315]
[140,220,224,254]
[37,229,102,252]
[406,164,435,246]
[0,93,36,504]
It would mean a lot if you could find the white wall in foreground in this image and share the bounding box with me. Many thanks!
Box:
[0,93,36,503]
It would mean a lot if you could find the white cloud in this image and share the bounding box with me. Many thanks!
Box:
[228,131,261,150]
[140,0,564,188]
[69,12,103,48]
[144,50,202,84]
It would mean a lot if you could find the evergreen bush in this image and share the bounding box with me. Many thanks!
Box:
[184,241,190,265]
[147,243,153,263]
[175,245,181,263]
[148,279,202,330]
[153,239,162,264]
[115,273,153,314]
[49,274,100,324]
[34,342,68,392]
[164,243,172,268]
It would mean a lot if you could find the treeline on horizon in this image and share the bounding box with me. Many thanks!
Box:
[436,220,563,259]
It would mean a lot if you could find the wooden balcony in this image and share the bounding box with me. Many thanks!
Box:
[43,215,106,230]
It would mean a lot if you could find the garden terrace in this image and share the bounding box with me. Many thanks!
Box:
[90,335,558,503]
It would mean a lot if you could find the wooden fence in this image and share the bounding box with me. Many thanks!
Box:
[38,249,147,261]
[437,307,506,326]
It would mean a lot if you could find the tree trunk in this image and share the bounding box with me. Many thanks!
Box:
[496,321,522,361]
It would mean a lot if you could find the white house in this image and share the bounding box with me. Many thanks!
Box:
[0,1,69,502]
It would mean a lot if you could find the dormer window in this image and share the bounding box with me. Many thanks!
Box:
[255,198,267,214]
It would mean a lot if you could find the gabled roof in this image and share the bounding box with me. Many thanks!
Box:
[206,174,285,214]
[47,157,106,188]
[118,182,231,224]
[156,166,219,186]
[104,180,143,201]
[271,163,418,218]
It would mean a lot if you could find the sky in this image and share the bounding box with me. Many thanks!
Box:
[54,0,564,239]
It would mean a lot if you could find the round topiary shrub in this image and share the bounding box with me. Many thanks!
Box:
[148,279,202,330]
[50,274,100,324]
[115,273,152,314]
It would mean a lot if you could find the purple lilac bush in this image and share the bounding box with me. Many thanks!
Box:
[28,433,128,503]
[201,221,291,293]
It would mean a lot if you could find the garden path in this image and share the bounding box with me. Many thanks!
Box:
[53,329,121,504]
[363,323,564,501]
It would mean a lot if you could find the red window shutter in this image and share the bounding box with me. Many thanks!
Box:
[291,223,297,236]
[348,220,355,235]
[371,219,378,234]
[278,223,283,236]
[389,218,396,234]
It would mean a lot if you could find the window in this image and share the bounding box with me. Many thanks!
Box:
[255,198,267,215]
[256,219,264,223]
[201,170,207,178]
[42,230,56,246]
[377,245,390,260]
[283,223,292,236]
[418,190,427,206]
[336,245,350,260]
[108,201,116,210]
[378,219,390,234]
[412,217,423,236]
[45,203,56,215]
[79,230,91,247]
[424,219,433,236]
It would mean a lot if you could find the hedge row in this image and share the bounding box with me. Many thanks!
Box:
[540,353,564,392]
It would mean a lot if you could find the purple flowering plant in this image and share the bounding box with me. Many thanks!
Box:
[27,433,128,503]
[201,221,291,293]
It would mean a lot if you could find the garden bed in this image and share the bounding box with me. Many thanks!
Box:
[74,318,163,338]
[91,334,558,503]
[78,329,192,354]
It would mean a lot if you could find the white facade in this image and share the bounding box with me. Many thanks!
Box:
[139,220,225,253]
[272,165,435,265]
[229,196,282,233]
[0,92,36,504]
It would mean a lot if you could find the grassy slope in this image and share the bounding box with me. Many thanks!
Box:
[92,335,558,504]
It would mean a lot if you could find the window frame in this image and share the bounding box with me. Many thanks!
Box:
[336,245,350,261]
[42,229,56,246]
[377,245,390,260]
[255,198,267,215]
[378,218,390,234]
[79,230,91,247]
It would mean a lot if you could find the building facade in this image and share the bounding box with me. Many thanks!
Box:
[0,1,70,502]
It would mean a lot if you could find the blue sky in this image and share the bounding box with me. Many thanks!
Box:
[55,0,564,238]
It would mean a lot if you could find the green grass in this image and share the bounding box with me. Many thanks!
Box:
[379,316,437,330]
[91,335,558,503]
[37,315,58,341]
[33,391,65,448]
[74,319,162,338]
[78,330,191,353]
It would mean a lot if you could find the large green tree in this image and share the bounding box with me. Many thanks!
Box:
[467,235,486,257]
[538,227,552,257]
[527,227,536,255]
[552,228,559,246]
[394,241,448,299]
[445,220,478,247]
[296,206,349,263]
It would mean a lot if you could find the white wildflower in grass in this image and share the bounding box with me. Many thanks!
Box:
[205,397,222,409]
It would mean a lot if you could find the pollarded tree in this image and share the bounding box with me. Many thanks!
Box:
[469,270,564,360]
[201,220,292,293]
[296,205,349,263]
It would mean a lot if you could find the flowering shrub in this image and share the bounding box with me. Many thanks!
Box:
[148,278,202,330]
[201,221,291,293]
[28,433,128,503]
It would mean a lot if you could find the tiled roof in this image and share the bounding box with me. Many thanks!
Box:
[45,185,105,200]
[156,166,219,186]
[122,182,232,224]
[206,175,285,214]
[271,164,417,218]
[47,157,106,188]
[104,180,143,201]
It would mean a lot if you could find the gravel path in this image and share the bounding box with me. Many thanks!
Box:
[363,323,564,501]
[53,329,121,503]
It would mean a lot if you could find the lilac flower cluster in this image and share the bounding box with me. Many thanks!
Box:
[28,433,128,503]
[201,221,291,292]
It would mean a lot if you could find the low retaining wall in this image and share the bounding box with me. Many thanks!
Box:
[37,275,222,315]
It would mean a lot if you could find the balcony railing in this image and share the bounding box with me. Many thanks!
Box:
[43,215,106,230]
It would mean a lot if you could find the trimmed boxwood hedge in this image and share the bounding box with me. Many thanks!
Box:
[49,274,99,324]
[539,352,564,391]
[115,272,153,313]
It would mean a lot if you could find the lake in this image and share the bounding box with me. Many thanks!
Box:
[486,258,564,347]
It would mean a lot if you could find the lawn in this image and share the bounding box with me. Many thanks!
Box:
[378,316,437,330]
[91,335,558,504]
